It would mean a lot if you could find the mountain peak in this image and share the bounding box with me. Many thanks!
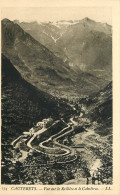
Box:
[82,17,95,23]
[2,18,12,24]
[13,19,20,24]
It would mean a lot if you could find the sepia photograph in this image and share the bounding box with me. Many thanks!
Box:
[1,6,113,186]
[0,1,120,194]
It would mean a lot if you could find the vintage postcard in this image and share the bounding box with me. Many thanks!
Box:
[0,0,120,195]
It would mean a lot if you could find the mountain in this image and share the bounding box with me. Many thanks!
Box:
[2,18,77,97]
[87,82,112,136]
[13,20,67,60]
[1,54,71,143]
[56,18,112,80]
[2,18,112,97]
[54,18,111,34]
[15,18,112,81]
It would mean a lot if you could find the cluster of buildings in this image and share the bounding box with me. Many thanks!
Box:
[29,118,53,135]
[36,118,53,128]
[23,118,53,136]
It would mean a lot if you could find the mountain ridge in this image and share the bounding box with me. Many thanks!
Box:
[14,17,112,82]
[2,18,76,96]
[2,54,73,143]
[2,18,112,97]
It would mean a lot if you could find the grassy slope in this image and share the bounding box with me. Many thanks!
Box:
[88,82,112,136]
[1,54,66,143]
[2,19,75,96]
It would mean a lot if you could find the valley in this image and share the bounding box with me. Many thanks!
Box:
[1,16,112,185]
[2,107,112,185]
[2,18,112,97]
[1,70,112,184]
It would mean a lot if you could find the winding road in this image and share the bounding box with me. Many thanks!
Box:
[12,117,78,162]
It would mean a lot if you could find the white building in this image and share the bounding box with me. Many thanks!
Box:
[42,118,53,128]
[29,118,53,135]
[36,121,44,128]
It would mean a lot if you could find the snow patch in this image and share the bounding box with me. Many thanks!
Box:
[51,35,57,43]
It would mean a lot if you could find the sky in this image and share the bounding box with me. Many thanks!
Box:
[1,7,112,25]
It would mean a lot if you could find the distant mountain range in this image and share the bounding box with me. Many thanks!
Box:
[2,18,112,97]
[15,18,112,79]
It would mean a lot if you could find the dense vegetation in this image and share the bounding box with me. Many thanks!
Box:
[1,55,72,144]
[1,54,75,184]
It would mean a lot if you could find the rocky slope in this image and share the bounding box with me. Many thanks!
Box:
[1,54,71,143]
[2,18,108,97]
[2,19,75,96]
[87,82,112,136]
[15,18,112,81]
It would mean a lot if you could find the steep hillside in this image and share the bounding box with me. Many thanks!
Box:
[1,54,71,143]
[16,18,112,81]
[56,18,112,80]
[2,18,108,96]
[87,82,112,136]
[14,20,65,58]
[14,20,67,60]
[2,19,76,96]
